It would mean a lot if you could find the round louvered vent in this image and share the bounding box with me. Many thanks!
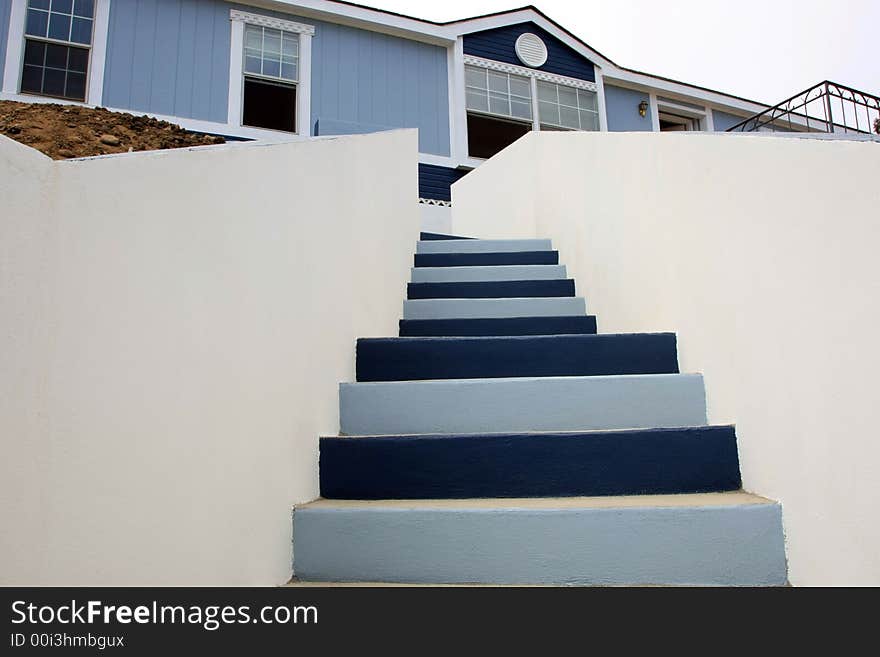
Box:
[514,33,548,68]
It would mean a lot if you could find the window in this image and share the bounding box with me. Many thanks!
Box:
[465,64,533,158]
[537,80,598,131]
[241,23,298,133]
[20,0,94,101]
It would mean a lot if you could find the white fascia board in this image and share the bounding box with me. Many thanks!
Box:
[601,70,768,116]
[234,0,453,44]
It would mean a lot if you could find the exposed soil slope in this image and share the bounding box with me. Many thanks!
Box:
[0,100,225,159]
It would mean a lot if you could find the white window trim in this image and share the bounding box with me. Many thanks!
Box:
[228,9,313,136]
[2,0,110,105]
[463,54,597,92]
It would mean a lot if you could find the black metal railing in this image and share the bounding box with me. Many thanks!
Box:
[726,80,880,135]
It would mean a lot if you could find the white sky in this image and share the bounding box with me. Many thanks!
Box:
[360,0,879,105]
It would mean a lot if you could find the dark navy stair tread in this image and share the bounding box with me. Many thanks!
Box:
[399,315,597,336]
[356,333,679,382]
[415,251,559,267]
[407,279,575,299]
[319,425,741,499]
[420,232,474,240]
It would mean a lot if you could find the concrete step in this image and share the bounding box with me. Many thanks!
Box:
[411,265,568,283]
[339,374,707,435]
[415,251,559,267]
[355,334,678,382]
[417,238,552,254]
[398,316,598,337]
[320,426,741,500]
[292,492,788,585]
[407,279,576,300]
[403,297,585,319]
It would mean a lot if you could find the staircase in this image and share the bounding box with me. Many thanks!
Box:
[292,234,788,586]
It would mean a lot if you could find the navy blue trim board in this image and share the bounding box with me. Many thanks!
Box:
[399,316,598,336]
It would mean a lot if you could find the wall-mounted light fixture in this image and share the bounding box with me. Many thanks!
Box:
[638,100,648,117]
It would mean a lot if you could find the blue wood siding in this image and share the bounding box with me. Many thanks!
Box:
[604,85,653,131]
[100,0,451,155]
[310,20,449,155]
[463,22,594,82]
[419,164,468,202]
[0,0,12,90]
[712,109,749,132]
[103,0,230,123]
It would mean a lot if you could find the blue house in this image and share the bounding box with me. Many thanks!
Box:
[0,0,780,228]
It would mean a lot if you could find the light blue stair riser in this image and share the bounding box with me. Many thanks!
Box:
[403,297,586,320]
[411,265,568,283]
[339,374,707,435]
[416,239,552,254]
[292,499,788,585]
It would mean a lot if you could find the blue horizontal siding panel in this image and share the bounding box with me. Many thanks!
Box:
[713,109,750,131]
[415,251,559,267]
[311,20,450,154]
[103,0,230,123]
[418,164,469,202]
[463,22,595,82]
[0,0,11,90]
[355,333,680,382]
[399,316,598,337]
[319,426,742,499]
[407,279,576,299]
[605,84,653,131]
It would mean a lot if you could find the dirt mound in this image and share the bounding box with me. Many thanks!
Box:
[0,100,225,160]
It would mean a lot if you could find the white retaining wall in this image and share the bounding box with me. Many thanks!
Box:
[0,130,419,585]
[451,131,880,586]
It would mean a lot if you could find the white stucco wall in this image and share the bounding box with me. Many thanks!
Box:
[452,131,880,586]
[0,130,419,585]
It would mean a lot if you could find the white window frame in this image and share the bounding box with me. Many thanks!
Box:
[2,0,110,105]
[536,79,599,131]
[228,9,313,136]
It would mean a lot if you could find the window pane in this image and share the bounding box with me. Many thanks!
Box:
[263,30,281,55]
[560,105,579,129]
[244,55,261,75]
[23,40,46,66]
[43,67,66,95]
[578,89,598,111]
[67,46,88,72]
[25,9,49,37]
[65,70,86,99]
[21,65,44,94]
[510,99,531,120]
[509,75,531,100]
[73,0,94,18]
[281,63,297,81]
[537,81,556,102]
[70,17,92,44]
[48,12,71,40]
[466,89,488,112]
[558,85,577,108]
[538,100,559,126]
[487,71,507,93]
[262,59,280,78]
[45,42,68,69]
[488,93,510,116]
[580,109,598,131]
[242,77,297,133]
[245,25,262,50]
[29,0,51,10]
[465,66,485,89]
[51,0,73,13]
[282,34,298,58]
